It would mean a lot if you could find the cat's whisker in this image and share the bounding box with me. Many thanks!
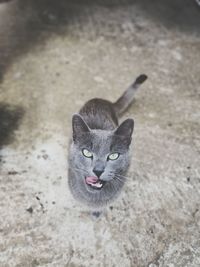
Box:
[110,172,132,181]
[117,176,132,181]
[117,174,132,180]
[114,176,125,183]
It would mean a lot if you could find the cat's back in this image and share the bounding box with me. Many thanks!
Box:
[79,98,118,130]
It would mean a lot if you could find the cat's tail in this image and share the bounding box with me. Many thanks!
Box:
[113,74,148,116]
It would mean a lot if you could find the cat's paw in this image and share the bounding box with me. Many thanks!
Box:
[91,211,102,219]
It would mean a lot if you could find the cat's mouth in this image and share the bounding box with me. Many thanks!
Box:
[85,176,106,190]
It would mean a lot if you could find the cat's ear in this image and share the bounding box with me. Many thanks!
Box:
[72,114,90,142]
[114,118,134,139]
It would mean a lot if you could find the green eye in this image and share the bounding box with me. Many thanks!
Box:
[82,149,93,158]
[108,153,120,161]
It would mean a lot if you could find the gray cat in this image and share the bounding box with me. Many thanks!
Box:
[68,74,147,212]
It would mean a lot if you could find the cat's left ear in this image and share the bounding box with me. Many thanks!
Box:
[114,118,134,139]
[72,114,90,142]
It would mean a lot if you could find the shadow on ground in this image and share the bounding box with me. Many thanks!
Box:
[0,103,24,148]
[0,0,199,81]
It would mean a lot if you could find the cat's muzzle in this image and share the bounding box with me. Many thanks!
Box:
[85,176,106,190]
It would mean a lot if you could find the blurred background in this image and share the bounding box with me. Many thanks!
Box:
[0,0,200,266]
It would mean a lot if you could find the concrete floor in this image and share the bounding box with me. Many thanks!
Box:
[0,0,200,266]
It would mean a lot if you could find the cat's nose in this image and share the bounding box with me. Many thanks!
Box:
[93,168,104,178]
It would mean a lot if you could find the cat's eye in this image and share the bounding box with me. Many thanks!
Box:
[82,148,93,158]
[108,153,120,161]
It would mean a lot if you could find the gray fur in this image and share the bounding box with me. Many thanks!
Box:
[68,74,147,208]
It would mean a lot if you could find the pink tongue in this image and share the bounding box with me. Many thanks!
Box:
[85,176,98,185]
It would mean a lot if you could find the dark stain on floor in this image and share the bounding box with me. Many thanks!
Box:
[0,103,24,147]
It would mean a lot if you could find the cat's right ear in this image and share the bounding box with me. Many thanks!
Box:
[72,114,90,142]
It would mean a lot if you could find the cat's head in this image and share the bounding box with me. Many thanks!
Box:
[69,114,134,205]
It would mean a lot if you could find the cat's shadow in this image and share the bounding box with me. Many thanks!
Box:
[0,103,24,163]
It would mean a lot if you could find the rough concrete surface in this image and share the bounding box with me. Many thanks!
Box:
[0,0,200,266]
